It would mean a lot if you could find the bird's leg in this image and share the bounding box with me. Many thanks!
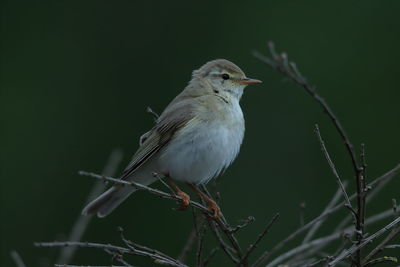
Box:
[187,183,221,219]
[166,176,190,210]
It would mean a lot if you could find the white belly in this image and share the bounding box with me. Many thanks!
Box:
[158,105,244,184]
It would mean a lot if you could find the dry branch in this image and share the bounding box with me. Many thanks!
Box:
[10,250,27,267]
[328,215,400,266]
[57,149,123,265]
[35,241,187,267]
[315,124,358,223]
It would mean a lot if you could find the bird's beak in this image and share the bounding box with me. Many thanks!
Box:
[237,78,262,85]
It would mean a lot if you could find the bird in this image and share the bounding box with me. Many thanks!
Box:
[82,59,262,218]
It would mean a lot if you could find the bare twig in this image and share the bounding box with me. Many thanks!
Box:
[103,249,134,267]
[364,256,398,267]
[365,205,400,225]
[119,227,185,266]
[288,186,346,265]
[362,226,400,264]
[35,241,131,254]
[229,216,256,234]
[254,43,400,266]
[244,164,400,266]
[177,210,204,263]
[206,219,239,264]
[328,216,400,266]
[254,42,361,176]
[240,213,279,265]
[153,172,176,195]
[202,247,219,267]
[335,164,400,231]
[385,244,400,249]
[78,171,210,214]
[261,44,366,175]
[58,149,123,265]
[35,240,187,267]
[302,183,344,244]
[304,257,330,267]
[10,250,27,267]
[315,124,357,221]
[200,185,245,263]
[264,231,342,267]
[196,224,206,267]
[261,205,400,267]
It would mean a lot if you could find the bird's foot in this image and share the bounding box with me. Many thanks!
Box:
[176,190,190,210]
[165,176,191,210]
[186,183,222,220]
[205,198,222,219]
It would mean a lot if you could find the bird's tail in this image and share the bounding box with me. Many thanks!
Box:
[82,186,136,217]
[82,163,158,217]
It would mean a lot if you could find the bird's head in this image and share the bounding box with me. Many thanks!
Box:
[191,59,262,100]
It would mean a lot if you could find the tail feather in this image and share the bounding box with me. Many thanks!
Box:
[82,174,158,217]
[82,186,136,217]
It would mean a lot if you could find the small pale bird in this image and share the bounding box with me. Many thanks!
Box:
[82,59,262,218]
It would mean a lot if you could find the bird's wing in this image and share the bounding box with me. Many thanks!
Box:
[120,100,196,179]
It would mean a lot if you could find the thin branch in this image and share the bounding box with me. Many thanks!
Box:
[153,172,176,195]
[335,164,400,231]
[206,219,239,264]
[200,185,245,262]
[264,231,342,267]
[252,148,400,265]
[10,250,27,267]
[118,227,185,267]
[78,171,210,214]
[35,242,131,254]
[196,224,206,267]
[202,247,219,267]
[35,241,187,267]
[240,213,279,265]
[288,186,346,265]
[362,226,400,264]
[229,216,256,234]
[364,257,398,267]
[385,244,400,249]
[302,182,344,244]
[58,149,123,264]
[103,249,135,267]
[254,42,361,177]
[365,205,400,225]
[304,257,330,267]
[255,42,387,267]
[328,216,400,266]
[315,124,357,221]
[177,210,204,263]
[261,205,400,267]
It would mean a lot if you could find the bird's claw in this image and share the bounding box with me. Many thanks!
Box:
[176,191,190,210]
[207,200,222,219]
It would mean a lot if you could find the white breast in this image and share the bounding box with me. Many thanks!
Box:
[158,100,244,184]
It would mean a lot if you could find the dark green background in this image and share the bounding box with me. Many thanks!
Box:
[1,1,399,266]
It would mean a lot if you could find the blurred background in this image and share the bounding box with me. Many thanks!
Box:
[1,0,399,266]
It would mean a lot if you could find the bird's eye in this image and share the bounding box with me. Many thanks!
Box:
[221,74,230,80]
